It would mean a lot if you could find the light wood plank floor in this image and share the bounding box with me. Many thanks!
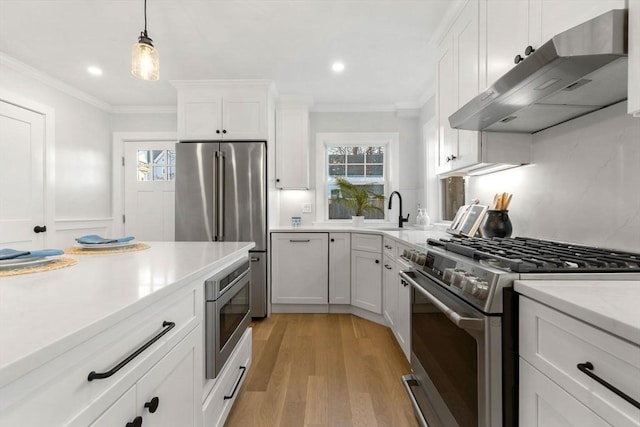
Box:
[225,313,419,427]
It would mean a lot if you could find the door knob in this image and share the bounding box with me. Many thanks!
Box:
[514,54,524,64]
[144,396,159,413]
[33,225,47,233]
[525,45,535,56]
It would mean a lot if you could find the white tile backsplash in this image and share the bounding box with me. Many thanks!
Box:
[468,102,640,252]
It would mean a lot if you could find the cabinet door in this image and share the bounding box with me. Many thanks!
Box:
[484,0,531,88]
[180,97,223,141]
[630,0,640,117]
[453,0,480,170]
[436,32,457,172]
[136,329,197,427]
[519,359,611,427]
[271,233,329,304]
[90,387,137,427]
[222,88,267,140]
[536,0,627,44]
[382,255,397,327]
[275,106,309,189]
[329,233,351,304]
[351,249,382,314]
[396,270,411,361]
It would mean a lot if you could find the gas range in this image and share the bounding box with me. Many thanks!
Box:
[401,236,640,314]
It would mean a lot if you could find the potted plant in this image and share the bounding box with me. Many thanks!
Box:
[333,177,384,226]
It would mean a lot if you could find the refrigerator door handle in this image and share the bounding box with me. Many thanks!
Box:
[217,151,226,241]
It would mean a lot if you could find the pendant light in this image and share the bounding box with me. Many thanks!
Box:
[131,0,159,81]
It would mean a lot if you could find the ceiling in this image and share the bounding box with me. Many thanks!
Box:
[0,0,453,110]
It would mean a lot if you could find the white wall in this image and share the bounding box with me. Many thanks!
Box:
[0,62,112,221]
[467,102,640,252]
[276,111,422,226]
[110,113,177,133]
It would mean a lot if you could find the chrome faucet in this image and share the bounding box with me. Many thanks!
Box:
[388,191,410,228]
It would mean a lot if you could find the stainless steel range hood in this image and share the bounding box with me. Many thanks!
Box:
[449,9,628,134]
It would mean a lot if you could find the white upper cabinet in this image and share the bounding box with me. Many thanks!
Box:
[437,32,458,173]
[173,81,274,141]
[275,99,311,189]
[629,0,640,117]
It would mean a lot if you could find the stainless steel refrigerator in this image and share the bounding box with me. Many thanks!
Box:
[175,141,267,317]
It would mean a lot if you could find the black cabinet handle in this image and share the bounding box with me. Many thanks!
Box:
[224,366,247,400]
[276,178,280,183]
[525,45,535,56]
[384,264,392,270]
[577,362,640,409]
[126,416,143,427]
[144,396,159,413]
[289,239,310,243]
[514,54,524,64]
[88,321,175,381]
[222,129,227,134]
[330,238,335,242]
[33,225,47,233]
[402,279,409,287]
[216,130,221,134]
[375,259,380,264]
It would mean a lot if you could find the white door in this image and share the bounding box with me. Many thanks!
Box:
[0,101,46,249]
[124,141,176,241]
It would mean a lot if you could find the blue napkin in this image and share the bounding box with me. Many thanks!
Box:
[16,249,64,258]
[76,235,135,244]
[0,248,31,260]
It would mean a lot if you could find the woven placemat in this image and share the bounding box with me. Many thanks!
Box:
[64,242,150,255]
[0,257,78,278]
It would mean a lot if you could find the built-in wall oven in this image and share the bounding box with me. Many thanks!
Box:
[205,256,252,379]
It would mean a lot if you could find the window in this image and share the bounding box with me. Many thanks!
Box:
[327,145,385,219]
[315,133,399,223]
[137,149,175,181]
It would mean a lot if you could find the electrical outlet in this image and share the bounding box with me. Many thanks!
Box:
[302,203,312,213]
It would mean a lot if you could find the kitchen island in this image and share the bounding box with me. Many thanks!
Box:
[0,241,254,426]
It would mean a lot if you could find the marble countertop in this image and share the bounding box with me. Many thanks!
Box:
[270,224,452,249]
[0,241,254,385]
[515,280,640,345]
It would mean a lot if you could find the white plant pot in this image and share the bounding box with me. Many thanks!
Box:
[352,215,365,227]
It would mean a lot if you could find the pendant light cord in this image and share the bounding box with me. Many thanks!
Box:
[143,0,148,37]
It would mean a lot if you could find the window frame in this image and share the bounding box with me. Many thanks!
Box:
[315,132,399,224]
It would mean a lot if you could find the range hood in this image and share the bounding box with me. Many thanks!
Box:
[449,9,628,134]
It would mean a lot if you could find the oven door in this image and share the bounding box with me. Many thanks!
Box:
[205,270,251,379]
[401,271,502,427]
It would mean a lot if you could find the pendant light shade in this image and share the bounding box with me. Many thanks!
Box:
[131,0,159,80]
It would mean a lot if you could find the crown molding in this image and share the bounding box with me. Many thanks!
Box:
[0,52,113,112]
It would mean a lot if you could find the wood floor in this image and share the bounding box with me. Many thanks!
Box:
[225,314,419,427]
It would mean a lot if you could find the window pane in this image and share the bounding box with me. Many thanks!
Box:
[329,165,345,176]
[367,153,384,163]
[328,154,344,164]
[167,150,176,166]
[153,166,165,180]
[152,150,165,165]
[366,165,383,176]
[137,150,150,181]
[347,165,364,176]
[347,154,364,163]
[167,166,176,181]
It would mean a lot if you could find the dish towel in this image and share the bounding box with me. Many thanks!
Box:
[0,249,31,260]
[75,235,135,244]
[0,248,64,260]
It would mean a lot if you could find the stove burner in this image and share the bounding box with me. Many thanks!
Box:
[427,237,640,273]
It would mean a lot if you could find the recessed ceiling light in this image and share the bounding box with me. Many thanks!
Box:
[332,62,345,73]
[87,66,103,76]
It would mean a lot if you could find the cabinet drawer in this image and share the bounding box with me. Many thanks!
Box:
[0,285,198,427]
[382,237,397,258]
[351,233,382,253]
[520,297,640,426]
[203,327,252,427]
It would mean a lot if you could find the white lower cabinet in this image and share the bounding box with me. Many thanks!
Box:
[329,232,351,304]
[203,328,252,427]
[91,328,198,427]
[351,249,382,314]
[382,254,397,327]
[271,233,329,304]
[519,296,640,427]
[395,248,412,360]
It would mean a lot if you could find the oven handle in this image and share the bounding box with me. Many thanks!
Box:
[400,271,484,331]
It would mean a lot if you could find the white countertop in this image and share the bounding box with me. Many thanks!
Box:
[270,225,452,249]
[0,241,254,385]
[515,280,640,345]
